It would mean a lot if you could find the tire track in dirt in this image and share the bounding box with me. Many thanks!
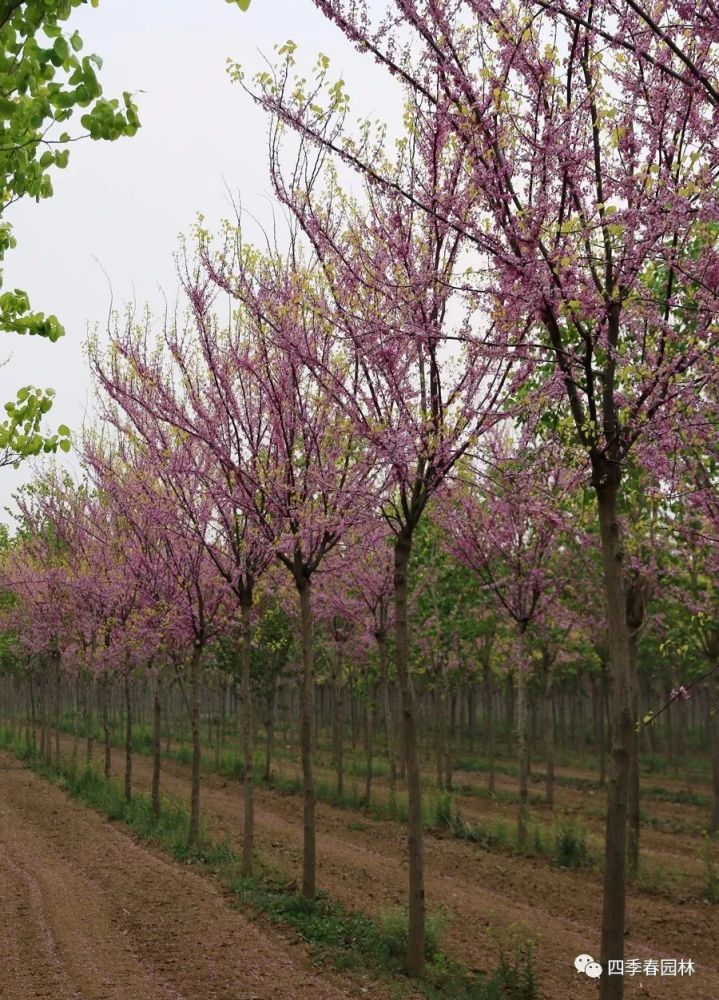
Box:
[119,750,719,1000]
[0,756,379,1000]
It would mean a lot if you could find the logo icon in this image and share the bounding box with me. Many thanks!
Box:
[575,954,603,979]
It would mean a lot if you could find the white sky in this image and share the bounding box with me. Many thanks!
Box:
[0,0,396,517]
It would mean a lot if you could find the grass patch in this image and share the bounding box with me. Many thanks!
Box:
[551,820,593,869]
[232,875,537,999]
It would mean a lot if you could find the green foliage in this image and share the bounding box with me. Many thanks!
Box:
[495,938,538,1000]
[233,875,532,999]
[0,0,139,459]
[0,387,71,467]
[552,820,593,869]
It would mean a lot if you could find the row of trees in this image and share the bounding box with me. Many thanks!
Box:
[1,1,719,998]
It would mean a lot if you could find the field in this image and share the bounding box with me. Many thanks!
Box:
[3,3,719,1000]
[1,720,716,1000]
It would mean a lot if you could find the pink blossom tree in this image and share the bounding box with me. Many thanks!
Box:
[249,7,719,985]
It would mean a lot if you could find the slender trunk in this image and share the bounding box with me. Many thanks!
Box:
[443,663,453,791]
[71,672,79,773]
[42,668,50,764]
[151,676,162,823]
[434,681,445,790]
[599,667,608,787]
[54,658,61,770]
[29,673,37,753]
[348,661,357,753]
[394,530,425,977]
[332,643,344,798]
[626,637,640,876]
[219,675,227,767]
[86,673,95,765]
[467,682,476,753]
[124,671,133,802]
[188,645,203,848]
[666,676,674,771]
[515,628,529,849]
[625,572,648,878]
[102,678,112,780]
[596,479,633,1000]
[377,635,397,794]
[297,575,317,899]
[505,671,514,756]
[240,600,254,877]
[709,676,719,834]
[545,665,555,808]
[484,659,495,794]
[364,681,374,805]
[264,675,276,783]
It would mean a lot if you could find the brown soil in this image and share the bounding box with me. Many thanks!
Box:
[109,746,719,1000]
[0,753,381,1000]
[273,751,712,897]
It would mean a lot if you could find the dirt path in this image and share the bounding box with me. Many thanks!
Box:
[271,752,712,895]
[112,748,717,1000]
[0,754,380,1000]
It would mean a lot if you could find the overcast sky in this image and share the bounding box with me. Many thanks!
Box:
[0,0,396,517]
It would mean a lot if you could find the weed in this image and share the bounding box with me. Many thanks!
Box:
[497,941,538,1000]
[552,820,592,869]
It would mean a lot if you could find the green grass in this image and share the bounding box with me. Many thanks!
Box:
[430,790,597,870]
[232,876,537,1000]
[551,820,593,869]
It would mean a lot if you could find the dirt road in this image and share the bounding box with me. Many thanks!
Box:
[0,754,378,1000]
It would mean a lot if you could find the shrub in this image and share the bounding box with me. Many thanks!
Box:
[552,820,592,869]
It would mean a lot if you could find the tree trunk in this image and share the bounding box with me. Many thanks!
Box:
[394,530,425,978]
[443,663,453,791]
[599,667,608,787]
[240,600,254,877]
[596,478,633,1000]
[29,673,37,753]
[545,664,555,808]
[467,682,476,753]
[505,671,514,756]
[264,674,276,783]
[377,634,397,794]
[626,644,640,876]
[102,678,112,780]
[124,671,133,803]
[85,673,95,765]
[151,676,162,824]
[188,645,203,848]
[484,658,495,794]
[364,681,374,805]
[625,571,649,878]
[709,677,719,834]
[515,628,530,849]
[434,682,445,790]
[297,575,317,900]
[54,658,61,770]
[219,675,227,767]
[332,643,344,798]
[71,672,79,773]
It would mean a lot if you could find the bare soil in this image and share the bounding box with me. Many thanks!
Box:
[116,746,719,1000]
[0,753,381,1000]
